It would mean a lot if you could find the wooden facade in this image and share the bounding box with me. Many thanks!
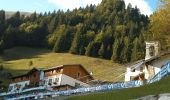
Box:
[11,68,40,84]
[10,64,93,87]
[44,68,62,77]
[52,85,74,91]
[44,64,93,83]
[62,65,93,83]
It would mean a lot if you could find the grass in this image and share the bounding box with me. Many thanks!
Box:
[67,76,170,100]
[0,47,125,86]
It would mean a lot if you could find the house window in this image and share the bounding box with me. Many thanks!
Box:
[34,74,36,78]
[77,72,80,78]
[55,78,59,82]
[149,46,155,56]
[53,70,56,74]
[132,69,135,72]
[21,77,23,81]
[140,67,143,72]
[25,83,28,87]
[8,86,13,91]
[26,76,29,79]
[53,78,59,85]
[49,79,52,83]
[75,83,80,87]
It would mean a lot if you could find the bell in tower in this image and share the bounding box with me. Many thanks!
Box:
[145,41,159,60]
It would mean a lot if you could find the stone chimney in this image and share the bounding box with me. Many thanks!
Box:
[145,41,159,60]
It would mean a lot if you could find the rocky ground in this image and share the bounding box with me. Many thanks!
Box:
[135,93,170,100]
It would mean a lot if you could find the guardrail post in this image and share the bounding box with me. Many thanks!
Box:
[168,63,170,73]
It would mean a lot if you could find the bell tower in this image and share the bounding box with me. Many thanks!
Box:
[145,41,159,60]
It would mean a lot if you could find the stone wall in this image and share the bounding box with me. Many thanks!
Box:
[135,93,170,100]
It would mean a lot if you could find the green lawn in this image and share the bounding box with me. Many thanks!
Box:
[0,47,125,86]
[67,76,170,100]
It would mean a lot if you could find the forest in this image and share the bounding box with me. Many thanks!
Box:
[0,0,169,63]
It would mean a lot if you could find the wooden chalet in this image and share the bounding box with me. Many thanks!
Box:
[8,64,93,92]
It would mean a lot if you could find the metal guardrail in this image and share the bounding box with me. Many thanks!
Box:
[147,61,170,83]
[0,86,46,97]
[6,80,143,100]
[3,61,170,100]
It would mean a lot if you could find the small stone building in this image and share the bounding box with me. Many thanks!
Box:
[125,41,170,81]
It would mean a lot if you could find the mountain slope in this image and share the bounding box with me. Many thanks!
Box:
[0,47,125,85]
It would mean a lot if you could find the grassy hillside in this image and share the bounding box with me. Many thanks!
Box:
[0,47,125,85]
[67,76,170,100]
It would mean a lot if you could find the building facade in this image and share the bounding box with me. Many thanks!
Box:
[125,41,170,82]
[8,64,93,92]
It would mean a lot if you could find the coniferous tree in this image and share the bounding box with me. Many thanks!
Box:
[69,31,81,54]
[53,25,73,52]
[0,10,5,38]
[69,24,85,54]
[105,45,112,59]
[111,39,120,62]
[48,16,57,34]
[98,43,105,58]
[131,38,141,61]
[0,40,4,54]
[85,42,94,56]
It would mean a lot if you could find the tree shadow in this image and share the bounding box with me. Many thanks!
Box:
[1,47,51,61]
[4,68,29,77]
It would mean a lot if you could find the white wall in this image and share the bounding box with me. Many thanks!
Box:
[125,55,170,81]
[44,74,62,86]
[151,57,170,74]
[125,67,144,82]
[8,81,30,92]
[60,74,89,87]
[44,74,89,88]
[125,71,142,82]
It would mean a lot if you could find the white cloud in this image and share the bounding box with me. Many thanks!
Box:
[48,0,102,10]
[48,0,152,15]
[124,0,153,16]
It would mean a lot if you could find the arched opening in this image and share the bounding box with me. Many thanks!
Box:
[149,45,155,56]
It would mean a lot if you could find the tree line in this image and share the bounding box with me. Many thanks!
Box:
[0,0,150,63]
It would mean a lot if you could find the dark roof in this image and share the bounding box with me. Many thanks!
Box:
[125,51,170,68]
[51,84,74,89]
[11,64,94,80]
[144,51,170,64]
[11,68,40,79]
[124,59,144,68]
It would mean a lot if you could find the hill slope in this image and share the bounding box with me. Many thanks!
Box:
[0,47,125,85]
[67,76,170,100]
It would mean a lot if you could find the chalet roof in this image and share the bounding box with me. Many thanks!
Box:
[124,59,144,68]
[11,67,41,79]
[144,51,170,64]
[44,64,84,71]
[11,64,94,80]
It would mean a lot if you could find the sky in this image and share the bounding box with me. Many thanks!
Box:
[0,0,158,16]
